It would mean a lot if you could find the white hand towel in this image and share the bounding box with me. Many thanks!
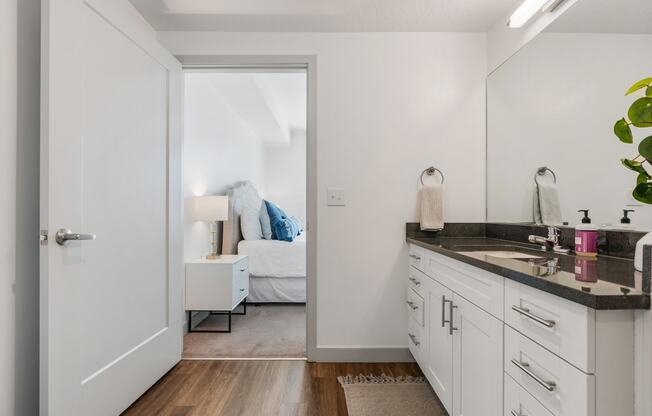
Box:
[533,189,543,225]
[420,184,444,231]
[533,181,562,226]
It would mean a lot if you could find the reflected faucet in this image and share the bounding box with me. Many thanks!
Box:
[528,226,570,254]
[527,257,560,277]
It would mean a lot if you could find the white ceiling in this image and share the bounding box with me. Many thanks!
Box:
[129,0,520,32]
[186,71,306,146]
[546,0,652,34]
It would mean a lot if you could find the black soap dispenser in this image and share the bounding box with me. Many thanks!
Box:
[576,210,598,257]
[578,210,591,224]
[621,209,634,227]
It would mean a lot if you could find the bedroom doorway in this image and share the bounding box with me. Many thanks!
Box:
[180,62,313,360]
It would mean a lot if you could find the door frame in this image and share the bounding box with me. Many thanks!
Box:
[176,55,318,361]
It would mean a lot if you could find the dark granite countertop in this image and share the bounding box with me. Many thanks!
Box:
[407,236,650,310]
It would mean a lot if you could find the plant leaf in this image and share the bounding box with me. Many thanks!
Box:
[647,85,652,97]
[638,173,650,185]
[639,136,652,160]
[622,158,647,174]
[627,78,652,95]
[614,118,633,143]
[633,182,652,204]
[628,97,652,127]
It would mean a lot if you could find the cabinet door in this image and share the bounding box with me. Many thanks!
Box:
[425,278,454,414]
[452,294,503,416]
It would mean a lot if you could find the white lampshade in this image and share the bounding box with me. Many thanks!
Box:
[192,195,229,222]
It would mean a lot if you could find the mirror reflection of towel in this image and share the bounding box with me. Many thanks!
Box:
[420,184,444,231]
[533,180,562,225]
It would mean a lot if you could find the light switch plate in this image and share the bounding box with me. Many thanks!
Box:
[327,188,345,206]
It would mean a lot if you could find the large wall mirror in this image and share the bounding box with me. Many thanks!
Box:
[487,0,652,230]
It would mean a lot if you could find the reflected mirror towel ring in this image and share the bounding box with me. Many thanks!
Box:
[534,166,557,186]
[420,166,445,186]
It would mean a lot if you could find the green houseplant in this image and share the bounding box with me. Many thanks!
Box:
[614,77,652,203]
[614,77,652,271]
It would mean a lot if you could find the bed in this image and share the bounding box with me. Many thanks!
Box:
[221,181,306,303]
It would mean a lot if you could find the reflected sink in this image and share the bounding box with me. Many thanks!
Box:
[458,250,542,259]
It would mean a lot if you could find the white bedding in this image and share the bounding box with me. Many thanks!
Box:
[247,276,305,303]
[237,234,306,278]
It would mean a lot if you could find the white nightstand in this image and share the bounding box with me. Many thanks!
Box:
[185,255,249,333]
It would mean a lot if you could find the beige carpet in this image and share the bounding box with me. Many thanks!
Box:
[183,304,306,358]
[338,374,446,416]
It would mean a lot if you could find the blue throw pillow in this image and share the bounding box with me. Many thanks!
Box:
[265,201,302,242]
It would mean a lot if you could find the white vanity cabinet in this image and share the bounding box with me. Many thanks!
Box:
[410,248,504,416]
[407,243,636,416]
[452,294,503,416]
[423,276,454,411]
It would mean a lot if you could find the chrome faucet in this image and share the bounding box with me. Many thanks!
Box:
[528,226,570,254]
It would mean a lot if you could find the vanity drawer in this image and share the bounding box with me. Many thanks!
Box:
[407,316,425,365]
[505,326,595,416]
[505,373,555,416]
[406,288,424,326]
[408,267,425,296]
[505,279,595,373]
[408,244,425,271]
[424,251,504,320]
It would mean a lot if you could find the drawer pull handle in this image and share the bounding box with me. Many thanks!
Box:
[511,411,523,416]
[511,305,555,328]
[409,254,421,260]
[240,288,245,292]
[240,268,246,272]
[511,359,556,392]
[408,333,420,346]
[406,301,419,310]
[449,302,458,335]
[408,276,421,286]
[442,296,451,327]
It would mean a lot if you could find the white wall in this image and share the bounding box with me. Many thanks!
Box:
[264,130,307,226]
[0,0,18,413]
[183,72,267,260]
[487,33,652,229]
[161,32,487,349]
[1,0,40,414]
[15,0,40,414]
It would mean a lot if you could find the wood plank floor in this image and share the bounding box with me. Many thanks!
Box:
[122,360,422,416]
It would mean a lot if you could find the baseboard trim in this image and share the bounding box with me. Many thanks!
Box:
[310,347,415,363]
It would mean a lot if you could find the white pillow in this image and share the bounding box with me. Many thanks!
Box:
[259,201,273,239]
[240,206,263,240]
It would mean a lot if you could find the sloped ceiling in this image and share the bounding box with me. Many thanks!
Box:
[130,0,520,32]
[186,71,306,146]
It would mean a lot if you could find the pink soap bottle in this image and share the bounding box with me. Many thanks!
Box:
[575,210,598,257]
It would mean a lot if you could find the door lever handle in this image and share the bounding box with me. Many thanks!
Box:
[55,228,96,246]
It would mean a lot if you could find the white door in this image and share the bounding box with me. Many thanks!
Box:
[425,278,454,413]
[451,295,503,416]
[40,1,183,415]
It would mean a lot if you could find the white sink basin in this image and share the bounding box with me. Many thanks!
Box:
[459,250,542,259]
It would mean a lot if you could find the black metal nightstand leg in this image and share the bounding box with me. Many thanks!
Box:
[232,298,247,315]
[187,297,247,333]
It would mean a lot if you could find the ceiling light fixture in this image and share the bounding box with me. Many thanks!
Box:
[541,0,567,13]
[507,0,549,28]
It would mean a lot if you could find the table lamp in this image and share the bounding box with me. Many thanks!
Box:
[192,195,229,259]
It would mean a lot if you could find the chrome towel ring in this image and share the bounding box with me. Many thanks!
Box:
[420,166,445,186]
[534,166,557,185]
